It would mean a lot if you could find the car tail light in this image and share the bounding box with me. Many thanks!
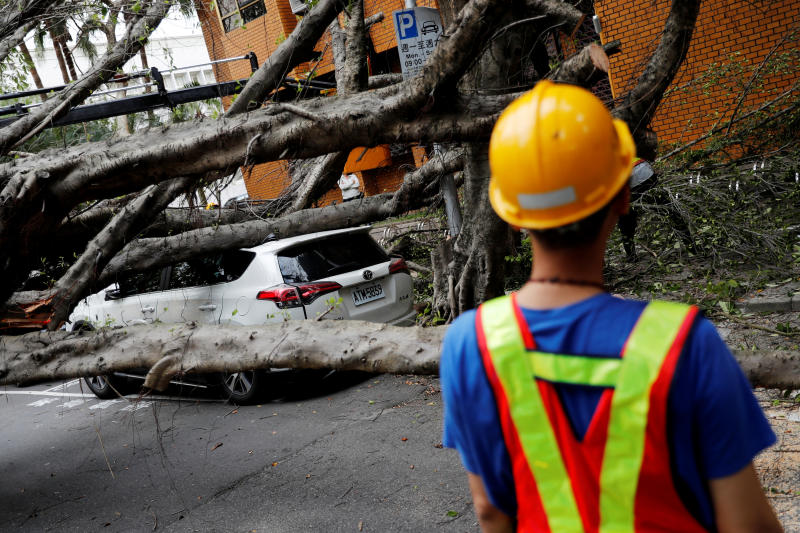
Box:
[296,281,342,304]
[389,257,410,275]
[257,282,342,308]
[256,285,302,308]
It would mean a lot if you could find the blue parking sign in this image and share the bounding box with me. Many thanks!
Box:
[393,7,442,79]
[394,10,418,39]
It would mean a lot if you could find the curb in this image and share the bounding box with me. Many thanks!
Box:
[738,293,799,314]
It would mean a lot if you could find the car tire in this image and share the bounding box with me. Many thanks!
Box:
[219,370,264,404]
[83,375,127,399]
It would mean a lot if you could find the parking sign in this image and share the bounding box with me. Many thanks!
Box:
[392,7,443,79]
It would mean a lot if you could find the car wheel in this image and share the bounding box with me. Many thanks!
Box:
[83,375,125,399]
[219,370,263,404]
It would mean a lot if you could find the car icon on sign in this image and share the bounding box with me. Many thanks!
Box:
[421,21,439,35]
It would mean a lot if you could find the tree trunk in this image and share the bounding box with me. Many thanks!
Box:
[1,323,797,391]
[431,2,535,319]
[58,34,78,81]
[18,40,46,103]
[431,144,510,319]
[48,27,70,84]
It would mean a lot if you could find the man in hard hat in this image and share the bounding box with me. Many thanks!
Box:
[440,81,781,532]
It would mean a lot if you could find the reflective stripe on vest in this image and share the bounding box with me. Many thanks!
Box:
[478,295,700,532]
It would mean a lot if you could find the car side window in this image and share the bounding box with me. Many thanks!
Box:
[168,251,255,289]
[118,268,164,296]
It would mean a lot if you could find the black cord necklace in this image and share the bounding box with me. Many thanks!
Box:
[528,276,606,290]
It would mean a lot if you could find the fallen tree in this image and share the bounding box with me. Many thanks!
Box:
[2,322,797,390]
[2,0,756,389]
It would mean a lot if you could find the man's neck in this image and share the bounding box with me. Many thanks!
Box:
[515,239,607,310]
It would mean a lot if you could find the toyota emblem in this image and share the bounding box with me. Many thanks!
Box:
[362,270,373,281]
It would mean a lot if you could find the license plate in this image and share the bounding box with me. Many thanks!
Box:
[352,283,384,306]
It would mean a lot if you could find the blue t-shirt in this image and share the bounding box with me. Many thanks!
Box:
[440,293,775,529]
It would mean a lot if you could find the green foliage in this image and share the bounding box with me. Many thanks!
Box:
[0,49,30,93]
[504,233,532,291]
[12,119,115,155]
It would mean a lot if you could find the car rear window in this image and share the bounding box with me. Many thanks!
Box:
[278,233,388,283]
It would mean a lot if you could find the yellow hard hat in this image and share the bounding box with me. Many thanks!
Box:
[488,81,635,229]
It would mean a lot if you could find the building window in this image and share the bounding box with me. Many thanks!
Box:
[217,0,266,33]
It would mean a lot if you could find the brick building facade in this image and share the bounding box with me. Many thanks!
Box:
[594,0,799,149]
[194,0,437,203]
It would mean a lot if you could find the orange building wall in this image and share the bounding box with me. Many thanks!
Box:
[595,0,799,148]
[195,0,440,202]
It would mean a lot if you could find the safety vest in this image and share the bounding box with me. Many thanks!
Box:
[476,294,708,533]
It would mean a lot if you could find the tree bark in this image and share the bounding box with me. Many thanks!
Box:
[48,26,71,84]
[224,0,347,116]
[88,152,464,290]
[1,323,796,390]
[18,41,45,97]
[547,43,609,86]
[57,33,78,81]
[0,0,172,154]
[0,20,35,65]
[0,0,59,44]
[47,177,192,329]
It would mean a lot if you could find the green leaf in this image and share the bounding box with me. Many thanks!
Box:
[446,511,459,517]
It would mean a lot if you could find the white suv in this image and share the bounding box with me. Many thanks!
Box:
[70,227,415,402]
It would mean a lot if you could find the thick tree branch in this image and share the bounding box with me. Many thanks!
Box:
[368,73,403,89]
[47,177,192,329]
[611,0,701,139]
[0,0,58,43]
[0,20,35,65]
[0,323,796,390]
[522,0,585,33]
[225,0,346,116]
[285,0,369,213]
[0,0,172,154]
[548,43,609,87]
[88,151,465,290]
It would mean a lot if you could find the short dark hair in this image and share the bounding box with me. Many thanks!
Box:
[529,204,611,250]
[528,186,626,250]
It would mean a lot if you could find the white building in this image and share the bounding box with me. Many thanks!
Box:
[23,14,216,92]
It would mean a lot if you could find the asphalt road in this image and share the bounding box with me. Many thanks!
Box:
[0,372,478,532]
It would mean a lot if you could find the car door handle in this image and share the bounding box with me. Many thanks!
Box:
[198,304,217,311]
[141,306,155,313]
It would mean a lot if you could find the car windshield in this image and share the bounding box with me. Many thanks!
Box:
[278,233,388,283]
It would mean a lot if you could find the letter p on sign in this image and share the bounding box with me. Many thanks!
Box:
[395,10,418,39]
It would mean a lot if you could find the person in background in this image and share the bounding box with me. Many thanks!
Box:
[338,173,362,202]
[440,81,781,533]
